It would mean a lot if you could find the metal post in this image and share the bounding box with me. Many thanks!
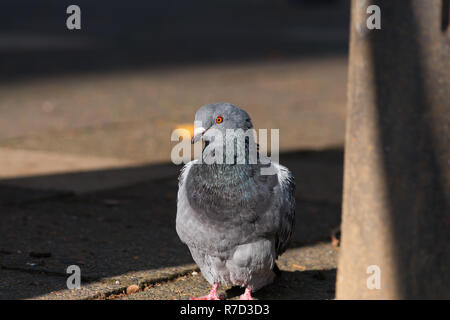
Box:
[337,0,449,299]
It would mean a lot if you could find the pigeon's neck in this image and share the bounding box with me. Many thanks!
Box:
[197,130,260,183]
[201,132,258,166]
[192,162,257,195]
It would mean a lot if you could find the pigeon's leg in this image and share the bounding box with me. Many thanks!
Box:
[239,286,253,300]
[190,282,223,300]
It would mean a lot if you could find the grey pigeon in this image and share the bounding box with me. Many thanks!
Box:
[176,103,295,300]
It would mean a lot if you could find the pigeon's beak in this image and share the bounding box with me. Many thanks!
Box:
[191,126,206,144]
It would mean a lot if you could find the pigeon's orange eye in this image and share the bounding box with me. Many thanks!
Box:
[216,116,223,124]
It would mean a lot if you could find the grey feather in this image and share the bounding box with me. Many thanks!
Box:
[176,103,296,291]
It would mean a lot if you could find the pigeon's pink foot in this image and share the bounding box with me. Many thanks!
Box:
[190,283,223,300]
[239,286,253,300]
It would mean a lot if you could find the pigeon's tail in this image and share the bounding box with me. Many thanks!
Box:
[273,263,282,277]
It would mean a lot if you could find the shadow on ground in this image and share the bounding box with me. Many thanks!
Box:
[0,148,343,299]
[230,269,337,300]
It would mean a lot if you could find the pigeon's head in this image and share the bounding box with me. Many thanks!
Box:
[192,103,253,144]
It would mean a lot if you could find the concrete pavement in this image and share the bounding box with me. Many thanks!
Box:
[0,148,343,299]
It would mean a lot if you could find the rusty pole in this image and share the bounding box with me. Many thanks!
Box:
[337,0,449,299]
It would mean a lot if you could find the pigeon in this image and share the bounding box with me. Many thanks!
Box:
[176,103,295,300]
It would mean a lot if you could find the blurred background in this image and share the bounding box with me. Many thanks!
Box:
[0,0,349,299]
[0,0,348,172]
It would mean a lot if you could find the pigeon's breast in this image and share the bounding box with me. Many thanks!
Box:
[185,164,273,225]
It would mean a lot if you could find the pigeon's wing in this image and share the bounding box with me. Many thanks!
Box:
[177,159,197,190]
[176,159,198,246]
[271,162,296,257]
